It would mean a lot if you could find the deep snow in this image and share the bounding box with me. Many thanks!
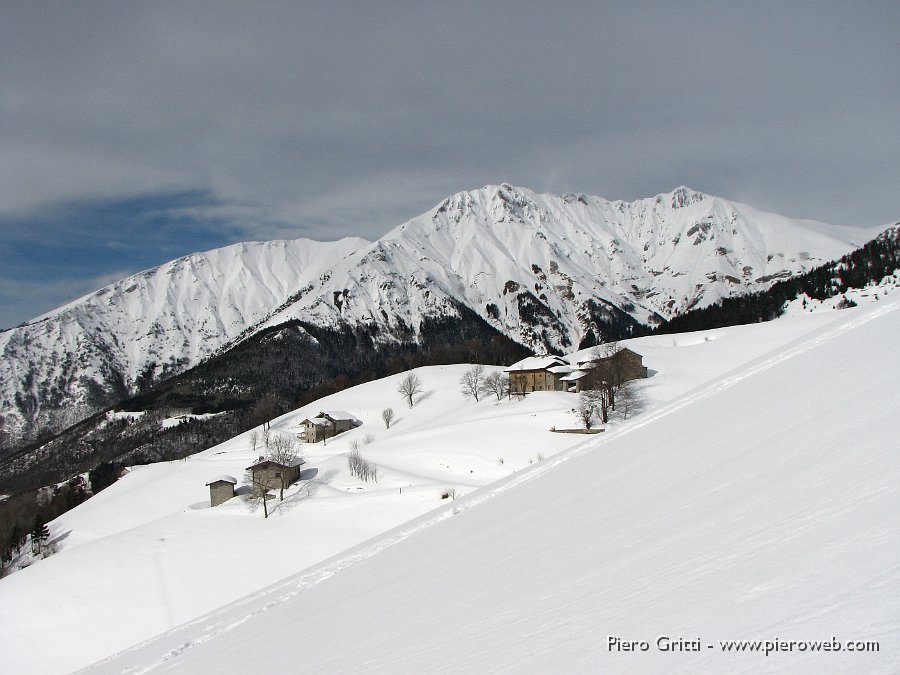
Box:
[84,296,899,674]
[2,300,896,672]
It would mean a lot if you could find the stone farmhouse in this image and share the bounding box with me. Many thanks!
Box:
[246,457,306,497]
[504,356,572,393]
[505,347,647,394]
[572,347,647,392]
[299,410,361,444]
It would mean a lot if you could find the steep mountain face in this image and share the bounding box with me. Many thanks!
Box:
[0,184,874,455]
[249,184,872,351]
[0,238,366,451]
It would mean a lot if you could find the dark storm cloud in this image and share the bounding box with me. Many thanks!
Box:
[1,1,898,326]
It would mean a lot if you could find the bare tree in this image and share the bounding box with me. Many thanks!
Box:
[382,407,394,429]
[509,376,527,400]
[398,371,423,408]
[574,392,596,430]
[268,434,302,501]
[599,340,620,357]
[613,380,644,420]
[250,393,278,429]
[589,341,625,412]
[575,388,608,429]
[244,468,271,518]
[482,371,509,401]
[459,364,486,401]
[589,387,610,424]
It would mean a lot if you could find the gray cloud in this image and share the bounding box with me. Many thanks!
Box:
[1,1,898,325]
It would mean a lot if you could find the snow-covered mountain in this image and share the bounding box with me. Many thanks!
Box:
[256,184,874,347]
[0,238,366,449]
[0,184,876,452]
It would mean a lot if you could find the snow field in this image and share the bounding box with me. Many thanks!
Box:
[89,295,900,674]
[0,301,894,673]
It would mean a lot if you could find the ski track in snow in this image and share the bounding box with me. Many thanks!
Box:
[84,299,899,674]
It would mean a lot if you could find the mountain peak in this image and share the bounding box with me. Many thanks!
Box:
[0,183,870,454]
[666,186,706,209]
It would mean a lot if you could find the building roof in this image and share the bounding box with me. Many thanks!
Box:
[318,410,360,423]
[246,457,306,471]
[504,356,567,373]
[546,364,574,374]
[578,346,643,367]
[560,370,589,382]
[205,475,237,486]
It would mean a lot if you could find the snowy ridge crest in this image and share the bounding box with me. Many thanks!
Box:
[0,185,877,451]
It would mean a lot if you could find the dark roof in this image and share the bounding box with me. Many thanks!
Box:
[246,457,306,471]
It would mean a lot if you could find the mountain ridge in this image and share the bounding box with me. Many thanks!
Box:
[0,184,879,453]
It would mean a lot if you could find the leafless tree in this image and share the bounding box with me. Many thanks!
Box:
[382,407,394,429]
[244,468,271,518]
[268,434,302,501]
[481,371,509,401]
[575,388,609,429]
[612,380,644,420]
[398,371,423,408]
[593,388,610,424]
[574,392,596,430]
[459,364,486,401]
[589,341,626,411]
[250,393,278,430]
[509,376,527,400]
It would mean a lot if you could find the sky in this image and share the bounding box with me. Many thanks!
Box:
[1,1,898,329]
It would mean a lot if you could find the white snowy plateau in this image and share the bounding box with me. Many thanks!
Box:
[0,184,882,446]
[1,289,897,673]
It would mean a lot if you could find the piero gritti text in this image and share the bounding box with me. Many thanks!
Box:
[609,636,706,653]
[608,635,880,656]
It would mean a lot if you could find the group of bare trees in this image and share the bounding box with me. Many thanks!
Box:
[574,343,643,429]
[347,443,378,482]
[459,365,509,402]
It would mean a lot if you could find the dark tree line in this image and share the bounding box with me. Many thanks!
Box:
[0,475,91,574]
[653,226,899,335]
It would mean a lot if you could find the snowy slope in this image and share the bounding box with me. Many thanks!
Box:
[0,303,891,673]
[0,184,877,453]
[84,297,900,674]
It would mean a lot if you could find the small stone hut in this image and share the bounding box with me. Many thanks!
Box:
[206,475,237,507]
